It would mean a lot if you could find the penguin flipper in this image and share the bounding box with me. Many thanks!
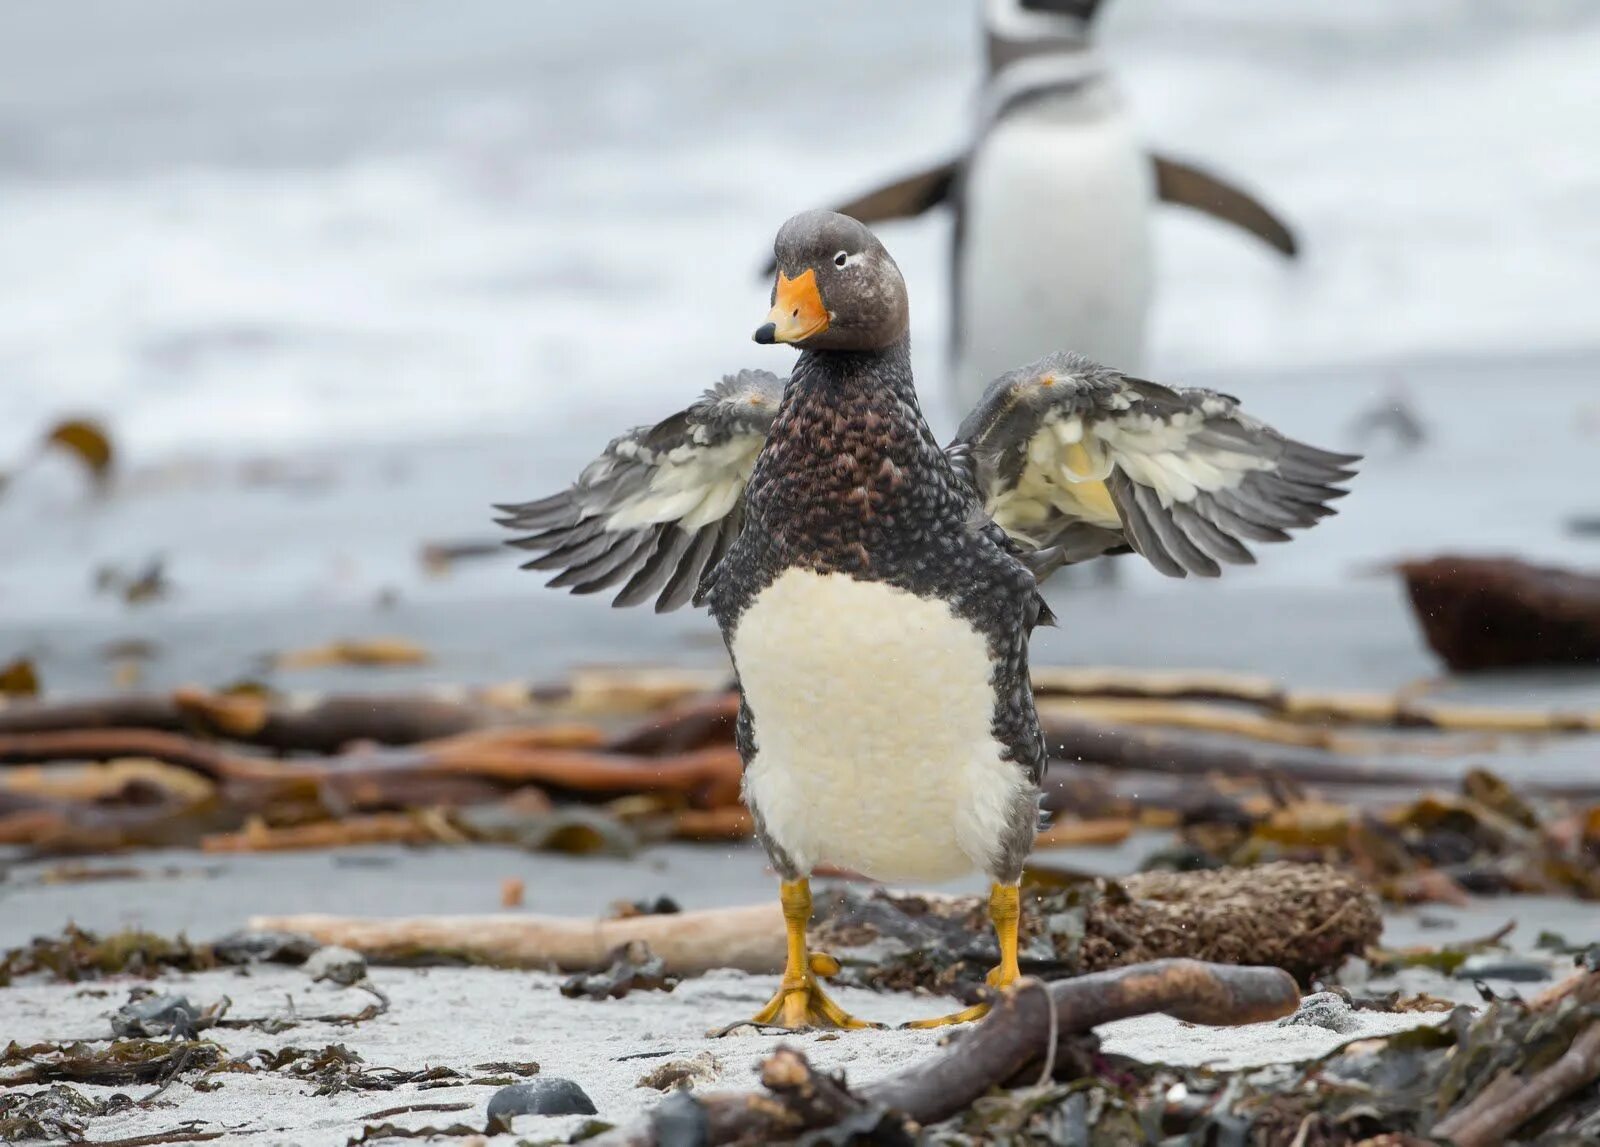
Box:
[1151,153,1299,258]
[760,158,959,275]
[831,158,960,226]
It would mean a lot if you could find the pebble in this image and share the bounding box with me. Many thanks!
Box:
[212,930,318,966]
[1452,954,1553,983]
[1276,991,1358,1034]
[111,994,200,1038]
[652,1089,710,1147]
[303,945,368,987]
[487,1078,597,1125]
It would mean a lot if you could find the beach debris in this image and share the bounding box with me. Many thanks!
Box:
[209,928,318,966]
[5,667,1600,910]
[419,538,503,576]
[243,863,1369,991]
[201,812,475,854]
[468,1060,541,1084]
[598,965,1600,1147]
[305,945,369,987]
[1452,953,1555,982]
[254,1044,451,1095]
[0,1084,132,1141]
[0,925,216,986]
[1368,921,1519,977]
[270,637,432,671]
[247,903,787,977]
[1150,768,1600,904]
[1400,555,1600,671]
[1276,990,1358,1033]
[1032,815,1135,849]
[345,1119,489,1144]
[248,865,1373,987]
[560,941,679,1000]
[110,991,230,1038]
[813,862,1379,994]
[358,1101,473,1122]
[44,419,116,489]
[0,417,115,497]
[0,1039,224,1087]
[609,896,682,919]
[636,1051,721,1092]
[487,1077,598,1127]
[592,959,1299,1146]
[0,658,40,697]
[94,557,172,606]
[516,806,641,856]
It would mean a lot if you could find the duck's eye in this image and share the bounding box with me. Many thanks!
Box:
[834,251,850,268]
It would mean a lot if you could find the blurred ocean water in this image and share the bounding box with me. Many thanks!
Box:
[1,0,1597,456]
[0,0,1597,689]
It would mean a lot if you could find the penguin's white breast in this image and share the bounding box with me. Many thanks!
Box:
[957,86,1155,403]
[733,567,1027,884]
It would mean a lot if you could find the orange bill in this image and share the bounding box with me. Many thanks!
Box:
[757,269,830,344]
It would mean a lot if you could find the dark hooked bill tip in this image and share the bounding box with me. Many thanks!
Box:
[752,322,776,344]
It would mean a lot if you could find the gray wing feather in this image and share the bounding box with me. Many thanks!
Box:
[949,351,1358,581]
[496,370,784,611]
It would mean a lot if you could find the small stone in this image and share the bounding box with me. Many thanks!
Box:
[212,930,318,966]
[111,994,200,1038]
[487,1078,597,1127]
[304,945,367,987]
[1453,954,1553,983]
[1276,991,1358,1034]
[651,1089,709,1147]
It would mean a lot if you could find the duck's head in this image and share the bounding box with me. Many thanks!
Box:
[754,211,909,353]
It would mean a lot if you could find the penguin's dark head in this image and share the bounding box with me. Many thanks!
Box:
[986,0,1103,73]
[754,211,909,353]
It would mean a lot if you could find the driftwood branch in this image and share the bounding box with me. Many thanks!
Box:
[1041,717,1600,800]
[1038,698,1492,756]
[0,690,506,750]
[1034,666,1600,734]
[593,961,1300,1146]
[248,864,1373,987]
[247,905,786,977]
[0,729,741,806]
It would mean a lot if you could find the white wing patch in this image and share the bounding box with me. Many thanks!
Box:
[989,414,1119,539]
[497,368,786,611]
[604,437,764,532]
[955,354,1359,579]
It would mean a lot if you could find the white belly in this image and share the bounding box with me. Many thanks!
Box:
[955,88,1154,408]
[733,567,1030,884]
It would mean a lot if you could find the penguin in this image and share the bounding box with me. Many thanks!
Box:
[783,0,1300,407]
[499,211,1354,1030]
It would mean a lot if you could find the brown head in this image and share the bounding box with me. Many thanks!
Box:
[754,211,909,353]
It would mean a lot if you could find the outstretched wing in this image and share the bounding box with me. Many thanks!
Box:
[950,353,1358,580]
[495,370,785,611]
[1151,154,1299,258]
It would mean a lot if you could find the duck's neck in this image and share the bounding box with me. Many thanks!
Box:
[791,338,920,421]
[746,337,960,573]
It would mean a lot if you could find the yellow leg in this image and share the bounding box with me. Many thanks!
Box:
[726,878,878,1033]
[903,882,1021,1029]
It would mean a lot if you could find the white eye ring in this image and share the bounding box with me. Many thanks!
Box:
[834,251,850,268]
